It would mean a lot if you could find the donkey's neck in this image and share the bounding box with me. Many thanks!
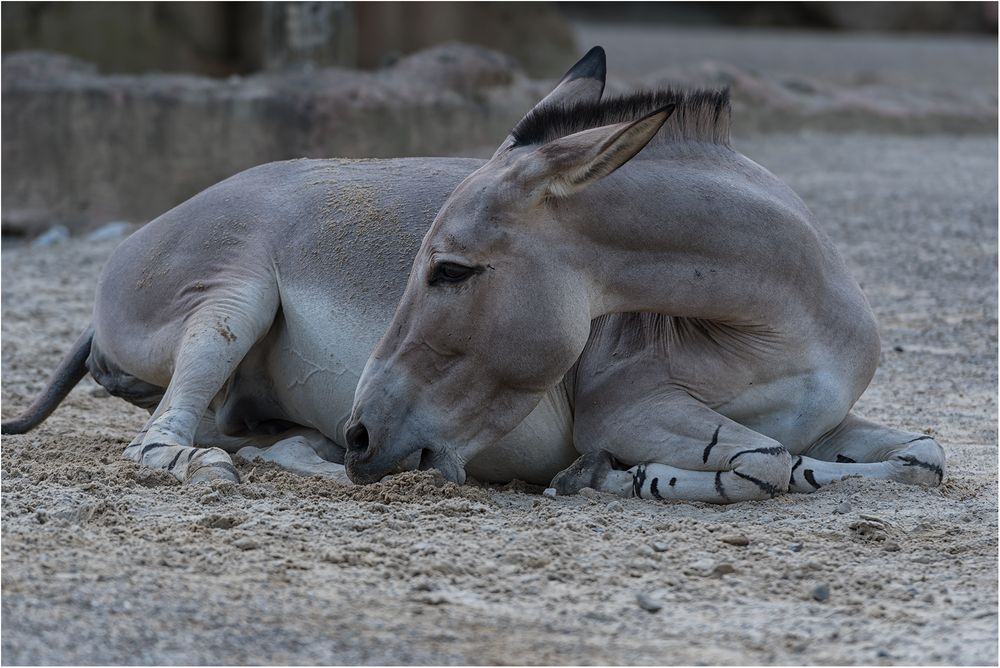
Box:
[560,150,835,328]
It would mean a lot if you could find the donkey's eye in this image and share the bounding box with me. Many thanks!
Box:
[430,262,479,286]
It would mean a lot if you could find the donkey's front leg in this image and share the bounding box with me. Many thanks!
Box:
[187,411,352,484]
[557,389,793,504]
[787,412,945,492]
[237,432,351,484]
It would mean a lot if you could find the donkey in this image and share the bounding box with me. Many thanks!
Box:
[3,48,943,502]
[346,68,946,502]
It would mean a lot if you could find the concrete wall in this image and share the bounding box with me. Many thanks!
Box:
[1,2,262,76]
[1,44,545,234]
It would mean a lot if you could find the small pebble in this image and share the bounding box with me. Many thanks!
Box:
[542,487,557,498]
[835,500,852,514]
[201,514,242,530]
[87,221,132,241]
[720,534,749,546]
[579,487,600,499]
[811,584,830,602]
[893,345,904,353]
[32,225,70,247]
[711,563,736,577]
[233,537,259,551]
[883,541,901,552]
[688,558,715,575]
[636,592,662,613]
[790,542,804,552]
[605,501,624,513]
[650,541,669,553]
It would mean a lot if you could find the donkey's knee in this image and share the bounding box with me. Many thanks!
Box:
[888,436,945,486]
[725,444,793,500]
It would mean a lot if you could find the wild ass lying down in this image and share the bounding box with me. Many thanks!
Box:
[346,56,946,501]
[3,48,944,502]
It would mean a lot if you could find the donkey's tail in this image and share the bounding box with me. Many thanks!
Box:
[1,325,94,435]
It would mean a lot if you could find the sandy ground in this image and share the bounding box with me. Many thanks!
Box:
[2,130,996,665]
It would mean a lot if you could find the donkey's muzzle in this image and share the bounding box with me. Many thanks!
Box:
[344,418,422,484]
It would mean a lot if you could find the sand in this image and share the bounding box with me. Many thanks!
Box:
[2,129,996,665]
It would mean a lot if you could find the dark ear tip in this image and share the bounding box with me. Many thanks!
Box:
[563,45,607,84]
[648,103,677,121]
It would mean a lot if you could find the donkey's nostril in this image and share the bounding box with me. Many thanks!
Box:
[346,422,370,453]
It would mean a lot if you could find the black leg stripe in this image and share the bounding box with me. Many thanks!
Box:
[789,456,803,486]
[728,445,787,466]
[803,469,821,489]
[208,461,240,480]
[650,477,663,500]
[632,465,646,499]
[732,470,780,498]
[898,455,944,482]
[714,471,727,501]
[702,425,722,464]
[836,454,857,463]
[140,442,170,458]
[166,449,184,471]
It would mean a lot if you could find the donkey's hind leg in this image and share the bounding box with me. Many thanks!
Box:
[787,412,945,492]
[122,289,278,484]
[556,387,793,504]
[189,411,351,484]
[236,435,351,484]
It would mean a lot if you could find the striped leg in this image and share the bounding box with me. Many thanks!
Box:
[123,289,278,483]
[788,412,945,492]
[560,387,793,504]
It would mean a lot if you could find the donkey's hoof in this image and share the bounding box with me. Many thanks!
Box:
[185,448,241,484]
[551,451,616,495]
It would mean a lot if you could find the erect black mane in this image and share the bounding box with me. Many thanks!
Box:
[510,87,731,149]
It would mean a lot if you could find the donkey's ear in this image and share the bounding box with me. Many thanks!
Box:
[492,46,606,158]
[533,105,674,198]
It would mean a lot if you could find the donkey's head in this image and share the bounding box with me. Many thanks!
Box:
[345,49,673,484]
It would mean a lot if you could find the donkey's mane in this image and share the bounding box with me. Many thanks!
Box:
[511,87,731,149]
